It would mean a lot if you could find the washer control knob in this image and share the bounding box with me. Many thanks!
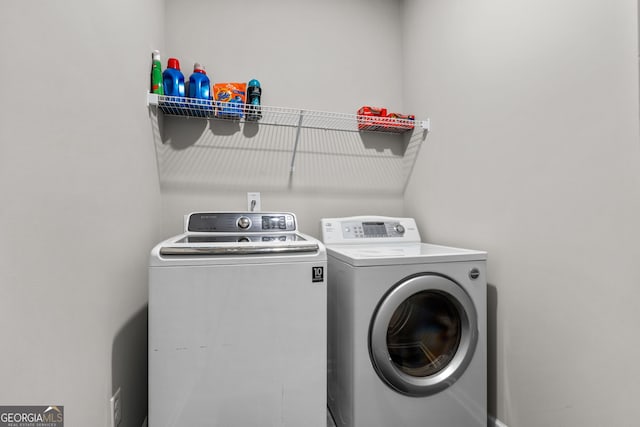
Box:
[469,268,481,280]
[237,216,251,229]
[394,224,405,234]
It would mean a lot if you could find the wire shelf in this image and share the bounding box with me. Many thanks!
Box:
[146,93,429,134]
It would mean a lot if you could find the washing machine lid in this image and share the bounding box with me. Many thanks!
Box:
[327,243,486,266]
[150,211,326,266]
[158,232,319,256]
[150,231,326,266]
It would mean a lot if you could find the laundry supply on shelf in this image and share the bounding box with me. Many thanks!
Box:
[150,50,164,95]
[163,58,185,98]
[214,82,247,119]
[246,79,262,121]
[357,105,415,133]
[187,63,212,117]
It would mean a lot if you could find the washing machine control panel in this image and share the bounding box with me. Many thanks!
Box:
[321,216,421,244]
[187,212,297,233]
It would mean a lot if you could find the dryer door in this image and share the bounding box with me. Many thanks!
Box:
[369,273,477,396]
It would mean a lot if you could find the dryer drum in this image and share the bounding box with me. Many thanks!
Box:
[386,291,462,377]
[369,273,478,397]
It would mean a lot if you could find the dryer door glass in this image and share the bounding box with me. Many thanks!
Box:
[387,291,461,377]
[369,274,478,397]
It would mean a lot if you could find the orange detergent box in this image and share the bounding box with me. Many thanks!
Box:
[214,82,247,118]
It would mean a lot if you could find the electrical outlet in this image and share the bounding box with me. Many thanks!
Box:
[110,387,122,427]
[247,192,261,212]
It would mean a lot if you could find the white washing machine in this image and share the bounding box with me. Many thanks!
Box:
[321,216,487,427]
[149,212,327,427]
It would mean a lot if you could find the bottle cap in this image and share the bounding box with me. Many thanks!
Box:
[152,50,161,61]
[167,57,180,70]
[248,79,261,87]
[193,63,206,74]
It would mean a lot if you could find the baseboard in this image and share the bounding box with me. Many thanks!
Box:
[142,413,500,427]
[489,415,508,427]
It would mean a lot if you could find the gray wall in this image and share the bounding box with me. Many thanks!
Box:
[157,0,408,239]
[2,0,639,426]
[0,1,406,426]
[403,0,640,426]
[0,1,163,426]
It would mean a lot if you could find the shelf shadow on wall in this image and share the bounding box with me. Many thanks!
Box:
[150,111,428,195]
[359,129,411,156]
[161,115,209,149]
[156,114,278,148]
[209,116,242,137]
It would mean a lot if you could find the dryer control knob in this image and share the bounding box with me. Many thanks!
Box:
[394,224,405,234]
[469,268,481,280]
[237,216,251,229]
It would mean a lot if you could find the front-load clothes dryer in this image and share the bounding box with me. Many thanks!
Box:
[149,212,327,427]
[321,216,487,427]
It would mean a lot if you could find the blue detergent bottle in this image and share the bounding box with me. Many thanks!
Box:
[188,63,212,117]
[163,58,185,111]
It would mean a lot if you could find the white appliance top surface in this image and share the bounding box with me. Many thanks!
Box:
[150,231,326,266]
[327,242,486,266]
[150,212,326,267]
[321,216,486,266]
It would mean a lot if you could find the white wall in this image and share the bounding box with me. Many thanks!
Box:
[0,1,163,426]
[403,0,640,426]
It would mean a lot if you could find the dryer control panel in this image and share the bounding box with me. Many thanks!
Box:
[321,216,421,244]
